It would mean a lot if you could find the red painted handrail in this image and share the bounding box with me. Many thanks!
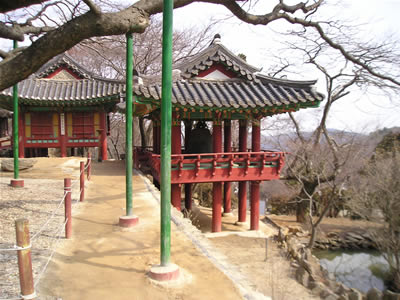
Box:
[133,147,286,183]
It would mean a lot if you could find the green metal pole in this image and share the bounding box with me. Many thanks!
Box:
[13,40,19,180]
[160,0,173,266]
[125,33,133,216]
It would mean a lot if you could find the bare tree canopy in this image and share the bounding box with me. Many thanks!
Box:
[1,0,400,92]
[262,20,395,244]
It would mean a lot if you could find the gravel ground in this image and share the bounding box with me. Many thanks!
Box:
[0,161,82,299]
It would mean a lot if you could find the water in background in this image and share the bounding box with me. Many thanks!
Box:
[314,250,389,293]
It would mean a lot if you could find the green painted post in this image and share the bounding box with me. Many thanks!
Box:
[125,33,133,216]
[13,40,19,180]
[160,0,173,266]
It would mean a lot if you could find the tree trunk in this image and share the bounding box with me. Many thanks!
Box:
[308,217,317,248]
[296,195,308,223]
[138,117,146,148]
[296,182,318,223]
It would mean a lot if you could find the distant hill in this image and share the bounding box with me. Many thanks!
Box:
[374,132,400,157]
[261,128,366,150]
[369,127,400,143]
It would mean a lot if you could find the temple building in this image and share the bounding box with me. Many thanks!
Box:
[132,35,324,232]
[0,35,324,232]
[0,54,124,158]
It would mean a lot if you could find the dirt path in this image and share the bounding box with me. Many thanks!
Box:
[37,161,243,300]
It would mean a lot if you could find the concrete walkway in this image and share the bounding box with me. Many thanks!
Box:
[38,160,242,300]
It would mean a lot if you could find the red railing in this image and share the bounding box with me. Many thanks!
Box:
[134,147,285,184]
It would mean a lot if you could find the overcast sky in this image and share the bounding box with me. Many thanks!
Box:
[172,0,400,134]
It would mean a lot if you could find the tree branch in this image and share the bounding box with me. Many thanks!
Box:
[82,0,101,15]
[0,0,48,13]
[212,0,400,87]
[0,4,150,90]
[288,112,305,143]
[0,22,24,41]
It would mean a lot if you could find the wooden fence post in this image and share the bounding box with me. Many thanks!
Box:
[87,153,92,181]
[15,219,35,299]
[64,178,72,239]
[80,161,84,202]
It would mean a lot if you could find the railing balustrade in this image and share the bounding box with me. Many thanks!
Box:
[134,147,285,184]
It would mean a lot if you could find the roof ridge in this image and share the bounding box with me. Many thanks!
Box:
[255,73,319,87]
[174,40,260,80]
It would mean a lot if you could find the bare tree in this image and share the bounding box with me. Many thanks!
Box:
[1,0,400,92]
[350,147,400,292]
[107,113,125,160]
[263,23,395,247]
[69,16,215,78]
[65,16,214,156]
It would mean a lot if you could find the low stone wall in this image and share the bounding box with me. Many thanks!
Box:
[314,231,376,250]
[276,226,399,300]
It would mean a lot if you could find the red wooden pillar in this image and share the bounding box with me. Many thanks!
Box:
[100,112,108,161]
[18,112,24,158]
[171,114,181,210]
[238,119,248,223]
[250,181,260,230]
[250,119,261,230]
[223,120,232,215]
[212,119,223,232]
[184,120,192,211]
[184,184,192,211]
[60,113,67,158]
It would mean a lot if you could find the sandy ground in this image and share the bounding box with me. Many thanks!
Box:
[0,157,83,299]
[36,160,243,300]
[1,158,318,300]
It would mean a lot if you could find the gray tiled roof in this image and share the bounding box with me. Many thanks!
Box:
[0,38,324,113]
[0,70,322,111]
[175,39,261,81]
[0,78,124,108]
[135,75,323,109]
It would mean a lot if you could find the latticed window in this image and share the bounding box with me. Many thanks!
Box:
[72,112,94,137]
[66,112,100,138]
[31,112,53,138]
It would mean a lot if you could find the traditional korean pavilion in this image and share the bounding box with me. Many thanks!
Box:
[0,54,124,158]
[0,35,323,232]
[131,35,324,232]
